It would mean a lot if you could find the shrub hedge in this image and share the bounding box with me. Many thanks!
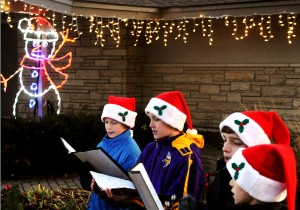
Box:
[1,112,153,179]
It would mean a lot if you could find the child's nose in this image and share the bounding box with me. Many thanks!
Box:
[149,120,154,128]
[222,141,230,153]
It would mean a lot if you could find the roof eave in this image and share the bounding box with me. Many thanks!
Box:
[15,0,300,19]
[162,2,300,19]
[71,2,160,19]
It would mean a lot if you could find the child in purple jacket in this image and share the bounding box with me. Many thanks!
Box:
[138,91,206,209]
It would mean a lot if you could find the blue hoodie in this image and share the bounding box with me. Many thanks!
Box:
[87,129,141,210]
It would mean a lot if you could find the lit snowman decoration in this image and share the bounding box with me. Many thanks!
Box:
[1,16,74,116]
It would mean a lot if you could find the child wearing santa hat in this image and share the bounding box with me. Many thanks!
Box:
[135,91,206,209]
[87,95,141,210]
[206,111,291,210]
[226,144,297,210]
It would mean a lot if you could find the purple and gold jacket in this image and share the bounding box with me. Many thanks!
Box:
[137,133,205,205]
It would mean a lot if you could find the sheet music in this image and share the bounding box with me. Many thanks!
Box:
[90,171,136,190]
[60,137,76,153]
[60,137,129,180]
[129,163,164,210]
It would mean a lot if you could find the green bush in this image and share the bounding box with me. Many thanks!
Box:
[1,183,90,210]
[1,184,25,210]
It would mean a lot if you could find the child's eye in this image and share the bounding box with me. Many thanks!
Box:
[153,117,160,121]
[233,141,244,146]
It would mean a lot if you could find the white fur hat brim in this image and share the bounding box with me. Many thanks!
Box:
[219,112,270,146]
[101,104,137,128]
[226,148,286,203]
[145,97,186,131]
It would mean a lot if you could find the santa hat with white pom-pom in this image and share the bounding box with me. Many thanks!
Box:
[219,111,290,147]
[101,95,137,128]
[145,91,197,135]
[226,144,297,210]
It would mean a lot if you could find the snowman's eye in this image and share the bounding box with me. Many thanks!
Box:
[42,41,48,47]
[32,40,39,47]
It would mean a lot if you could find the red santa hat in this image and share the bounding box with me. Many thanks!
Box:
[101,96,137,128]
[145,91,197,134]
[18,16,58,42]
[226,144,297,210]
[219,111,290,146]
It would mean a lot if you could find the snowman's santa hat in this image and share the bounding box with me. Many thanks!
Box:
[18,16,58,42]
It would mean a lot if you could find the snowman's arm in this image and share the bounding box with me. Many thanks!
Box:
[51,29,75,58]
[0,67,22,92]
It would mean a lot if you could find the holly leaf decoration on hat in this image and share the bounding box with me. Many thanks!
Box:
[232,162,245,180]
[154,105,167,116]
[234,119,250,133]
[118,111,128,122]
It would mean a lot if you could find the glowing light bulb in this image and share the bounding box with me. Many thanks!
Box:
[29,99,36,108]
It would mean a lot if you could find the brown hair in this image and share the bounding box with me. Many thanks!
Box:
[221,126,235,134]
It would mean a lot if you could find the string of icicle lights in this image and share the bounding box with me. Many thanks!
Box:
[1,0,298,46]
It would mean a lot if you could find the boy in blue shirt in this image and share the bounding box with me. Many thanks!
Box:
[87,96,141,210]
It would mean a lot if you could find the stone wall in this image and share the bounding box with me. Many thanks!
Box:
[12,15,300,138]
[142,64,300,135]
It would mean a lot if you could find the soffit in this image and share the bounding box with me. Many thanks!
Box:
[17,0,300,19]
